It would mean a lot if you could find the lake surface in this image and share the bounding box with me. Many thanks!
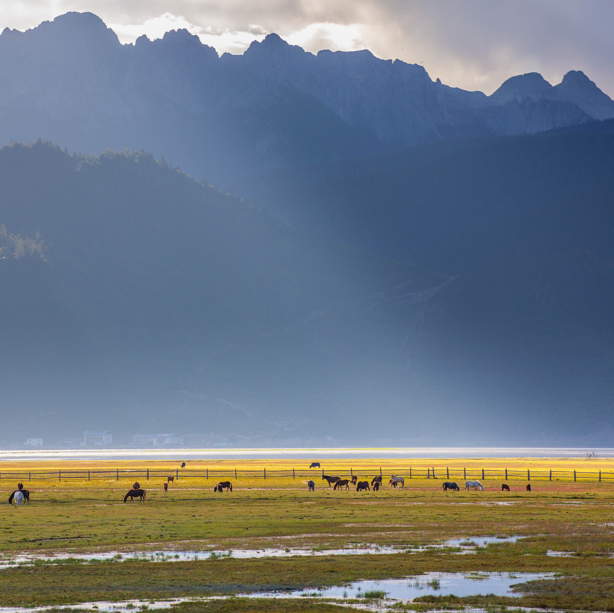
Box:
[0,447,611,461]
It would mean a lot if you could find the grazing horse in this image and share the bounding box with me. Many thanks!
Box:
[309,462,321,468]
[373,482,381,491]
[214,481,233,492]
[167,476,175,483]
[10,491,24,505]
[181,462,186,468]
[390,475,405,488]
[502,484,510,491]
[442,481,460,491]
[526,484,531,492]
[356,481,370,492]
[334,479,350,491]
[465,480,484,491]
[124,489,146,502]
[163,482,168,493]
[322,475,340,487]
[350,475,357,485]
[307,480,315,492]
[371,475,382,487]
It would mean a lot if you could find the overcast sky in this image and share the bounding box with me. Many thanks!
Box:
[1,0,613,95]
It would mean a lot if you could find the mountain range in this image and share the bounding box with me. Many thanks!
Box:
[1,12,614,186]
[1,13,614,446]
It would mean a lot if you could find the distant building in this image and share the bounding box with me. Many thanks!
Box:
[182,433,227,448]
[24,438,43,447]
[153,433,182,446]
[131,433,155,446]
[83,431,112,446]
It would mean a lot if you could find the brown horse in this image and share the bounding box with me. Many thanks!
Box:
[373,482,381,491]
[502,484,510,491]
[350,476,357,485]
[133,482,141,490]
[163,482,168,493]
[322,475,340,487]
[371,475,382,487]
[356,481,370,492]
[214,481,232,492]
[526,484,532,492]
[124,489,146,502]
[167,476,175,483]
[334,479,350,491]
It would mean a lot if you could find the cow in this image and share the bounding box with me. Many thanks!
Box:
[356,481,370,492]
[442,481,460,491]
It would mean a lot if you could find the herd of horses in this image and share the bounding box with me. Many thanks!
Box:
[8,463,536,505]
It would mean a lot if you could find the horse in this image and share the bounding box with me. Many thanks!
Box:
[163,482,168,493]
[9,491,24,505]
[371,475,382,487]
[133,482,140,490]
[502,484,510,491]
[167,476,175,483]
[307,480,315,492]
[356,481,370,492]
[214,482,232,492]
[526,484,532,492]
[350,475,357,485]
[390,475,405,488]
[322,475,340,487]
[124,489,146,502]
[11,484,30,503]
[465,480,484,491]
[442,481,460,491]
[309,462,321,468]
[373,482,381,491]
[334,479,350,491]
[181,462,186,468]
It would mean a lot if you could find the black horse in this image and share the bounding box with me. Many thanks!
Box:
[307,480,315,491]
[442,481,460,491]
[214,481,233,492]
[124,489,146,502]
[309,462,321,468]
[502,484,510,491]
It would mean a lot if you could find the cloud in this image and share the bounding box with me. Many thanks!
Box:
[0,0,613,95]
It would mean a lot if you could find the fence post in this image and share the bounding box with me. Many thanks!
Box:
[59,470,61,482]
[264,468,266,480]
[528,469,530,481]
[464,467,466,479]
[427,468,430,479]
[117,469,119,481]
[447,467,449,479]
[176,468,179,480]
[380,467,382,477]
[574,470,576,482]
[235,468,237,479]
[599,470,602,483]
[88,470,90,482]
[206,468,208,480]
[147,468,149,481]
[29,472,31,482]
[482,468,485,480]
[549,469,551,482]
[410,467,412,479]
[505,468,508,480]
[293,468,295,479]
[351,468,353,478]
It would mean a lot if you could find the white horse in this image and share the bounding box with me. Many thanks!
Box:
[11,491,24,505]
[390,475,405,488]
[465,480,484,491]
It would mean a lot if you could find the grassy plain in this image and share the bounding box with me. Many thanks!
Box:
[1,457,614,611]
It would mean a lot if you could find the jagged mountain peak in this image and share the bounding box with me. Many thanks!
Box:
[490,72,553,104]
[555,70,614,121]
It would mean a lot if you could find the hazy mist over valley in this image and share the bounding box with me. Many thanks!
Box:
[1,10,614,448]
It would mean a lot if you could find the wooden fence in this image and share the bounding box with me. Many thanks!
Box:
[0,466,612,483]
